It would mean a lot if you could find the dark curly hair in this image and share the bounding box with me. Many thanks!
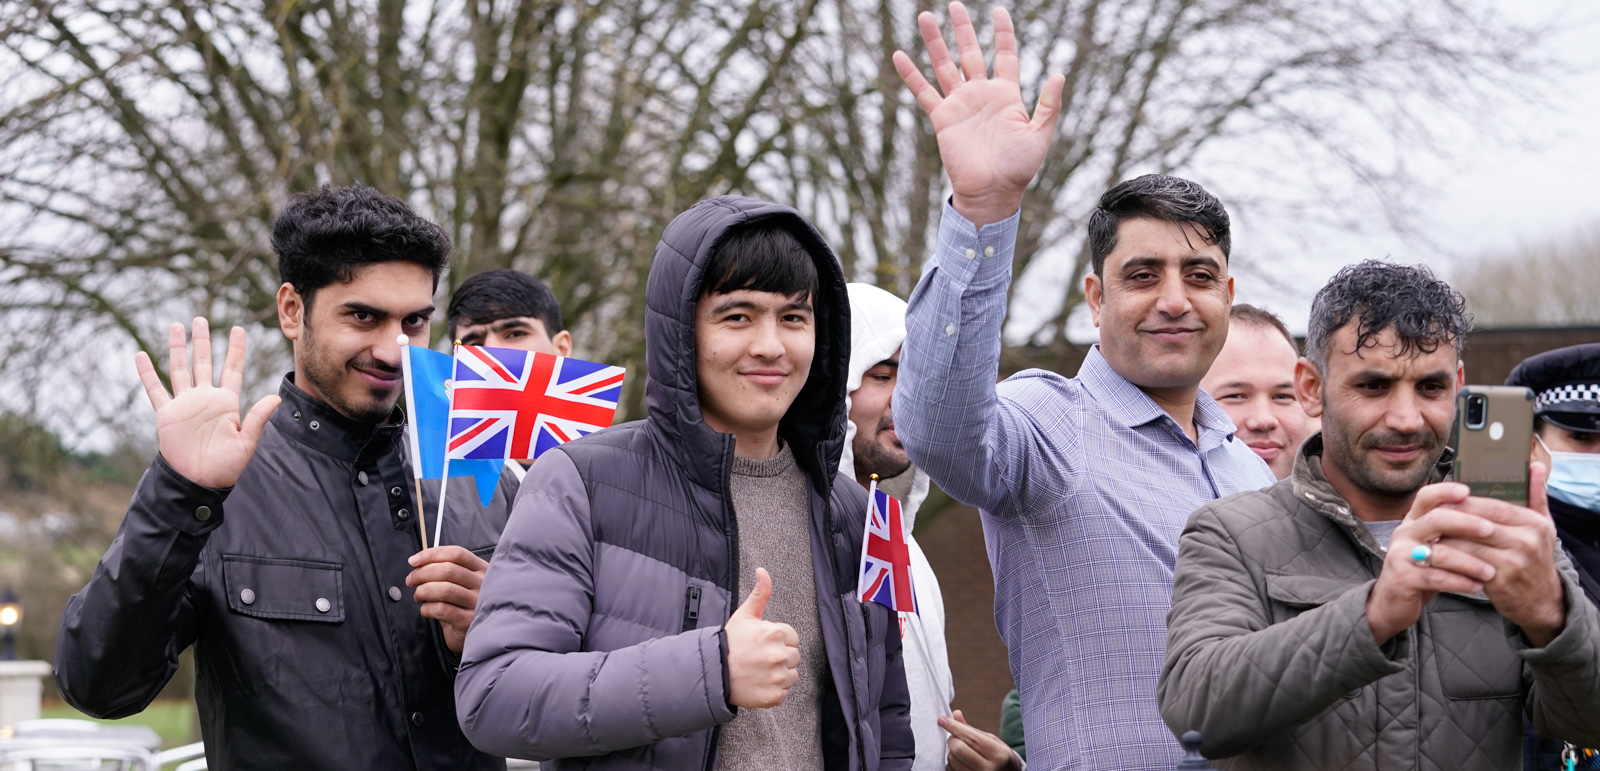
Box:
[272,183,452,307]
[1304,260,1471,370]
[1087,174,1231,275]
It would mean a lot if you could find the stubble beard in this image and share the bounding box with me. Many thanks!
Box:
[300,321,398,425]
[853,416,911,481]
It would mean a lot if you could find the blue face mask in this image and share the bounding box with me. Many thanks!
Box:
[1538,435,1600,512]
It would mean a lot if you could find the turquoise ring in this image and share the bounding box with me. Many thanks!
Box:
[1409,544,1432,567]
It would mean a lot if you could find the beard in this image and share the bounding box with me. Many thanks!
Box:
[1323,417,1444,499]
[300,321,401,424]
[853,412,911,481]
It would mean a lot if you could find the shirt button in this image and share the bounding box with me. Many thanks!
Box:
[240,588,255,605]
[964,248,976,260]
[390,486,403,499]
[944,323,955,336]
[389,586,403,602]
[397,508,410,520]
[194,505,212,522]
[315,597,332,613]
[411,712,425,727]
[357,471,369,485]
[984,246,995,257]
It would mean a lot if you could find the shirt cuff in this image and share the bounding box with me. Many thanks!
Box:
[140,454,230,537]
[931,200,1021,290]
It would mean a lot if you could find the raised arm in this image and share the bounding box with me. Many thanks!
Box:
[56,319,279,716]
[891,4,1063,513]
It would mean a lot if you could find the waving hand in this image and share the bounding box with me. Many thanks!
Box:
[135,317,281,489]
[893,3,1065,227]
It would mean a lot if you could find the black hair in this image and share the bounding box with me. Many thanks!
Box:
[272,183,452,306]
[1230,303,1297,353]
[700,220,818,300]
[1304,260,1471,370]
[1087,174,1231,275]
[447,269,564,339]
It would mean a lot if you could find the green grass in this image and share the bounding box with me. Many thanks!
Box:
[39,698,197,749]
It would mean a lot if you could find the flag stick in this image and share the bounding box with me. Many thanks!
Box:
[414,477,430,552]
[435,457,450,546]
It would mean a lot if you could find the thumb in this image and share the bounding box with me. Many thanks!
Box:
[241,394,282,446]
[735,567,773,619]
[1528,460,1550,517]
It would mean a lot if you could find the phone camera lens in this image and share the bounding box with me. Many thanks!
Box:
[1465,394,1487,429]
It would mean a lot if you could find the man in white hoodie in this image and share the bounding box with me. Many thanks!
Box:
[843,283,1022,771]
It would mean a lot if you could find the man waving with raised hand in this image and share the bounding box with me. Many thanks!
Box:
[894,5,1274,770]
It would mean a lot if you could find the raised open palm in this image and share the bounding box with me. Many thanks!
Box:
[135,318,281,489]
[893,3,1064,227]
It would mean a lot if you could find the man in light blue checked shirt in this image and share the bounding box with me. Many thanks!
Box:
[892,4,1276,769]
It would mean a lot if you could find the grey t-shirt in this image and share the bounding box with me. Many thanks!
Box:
[1364,519,1403,550]
[716,443,825,771]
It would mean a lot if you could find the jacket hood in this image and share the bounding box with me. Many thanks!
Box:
[838,283,930,525]
[644,196,852,493]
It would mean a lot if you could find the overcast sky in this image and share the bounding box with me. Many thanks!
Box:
[1053,0,1600,341]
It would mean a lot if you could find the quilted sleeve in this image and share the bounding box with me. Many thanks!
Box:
[1519,550,1600,748]
[1159,502,1406,759]
[454,449,734,760]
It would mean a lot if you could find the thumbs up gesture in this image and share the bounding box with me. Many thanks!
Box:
[724,567,801,709]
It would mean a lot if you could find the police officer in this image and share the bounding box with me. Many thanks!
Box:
[1507,342,1600,771]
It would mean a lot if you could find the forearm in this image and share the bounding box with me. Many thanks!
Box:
[55,455,215,717]
[896,202,1021,511]
[1523,565,1600,746]
[456,627,732,760]
[1161,581,1404,757]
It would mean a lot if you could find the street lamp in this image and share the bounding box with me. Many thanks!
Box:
[0,587,21,661]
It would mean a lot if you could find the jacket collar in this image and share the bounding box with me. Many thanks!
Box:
[271,374,403,464]
[1290,432,1454,557]
[1076,345,1237,451]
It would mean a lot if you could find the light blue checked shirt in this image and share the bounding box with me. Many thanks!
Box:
[898,203,1275,771]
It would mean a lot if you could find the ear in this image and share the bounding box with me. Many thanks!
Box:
[1455,359,1465,390]
[1085,272,1104,328]
[553,330,573,357]
[278,283,305,341]
[1295,356,1325,418]
[1225,274,1235,304]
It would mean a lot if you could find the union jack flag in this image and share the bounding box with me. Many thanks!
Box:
[859,486,917,614]
[446,345,625,461]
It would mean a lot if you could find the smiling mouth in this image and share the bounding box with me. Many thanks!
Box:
[741,370,789,386]
[355,367,402,388]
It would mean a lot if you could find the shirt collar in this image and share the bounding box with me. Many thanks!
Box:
[1076,345,1238,446]
[271,374,403,464]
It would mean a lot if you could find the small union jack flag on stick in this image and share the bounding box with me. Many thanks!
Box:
[446,345,626,462]
[859,476,917,614]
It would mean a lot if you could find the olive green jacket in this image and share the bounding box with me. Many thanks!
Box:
[1160,435,1600,771]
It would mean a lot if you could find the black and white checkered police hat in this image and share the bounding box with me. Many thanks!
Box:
[1505,343,1600,434]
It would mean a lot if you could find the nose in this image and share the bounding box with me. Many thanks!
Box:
[749,317,785,360]
[1384,389,1425,436]
[374,324,408,368]
[1242,397,1279,432]
[1154,272,1192,318]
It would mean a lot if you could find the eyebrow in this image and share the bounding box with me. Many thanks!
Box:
[709,297,814,315]
[489,318,535,332]
[871,359,899,370]
[344,302,436,319]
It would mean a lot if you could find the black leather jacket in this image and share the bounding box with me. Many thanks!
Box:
[55,376,514,770]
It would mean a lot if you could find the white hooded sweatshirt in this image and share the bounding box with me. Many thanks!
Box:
[841,283,954,771]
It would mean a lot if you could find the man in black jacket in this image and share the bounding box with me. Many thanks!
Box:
[55,184,513,770]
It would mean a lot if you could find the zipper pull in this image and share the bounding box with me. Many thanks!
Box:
[682,585,702,632]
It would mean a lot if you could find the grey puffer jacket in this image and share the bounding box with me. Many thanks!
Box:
[1160,434,1600,771]
[455,196,915,770]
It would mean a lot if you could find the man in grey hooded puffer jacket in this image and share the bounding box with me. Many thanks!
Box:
[455,196,914,770]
